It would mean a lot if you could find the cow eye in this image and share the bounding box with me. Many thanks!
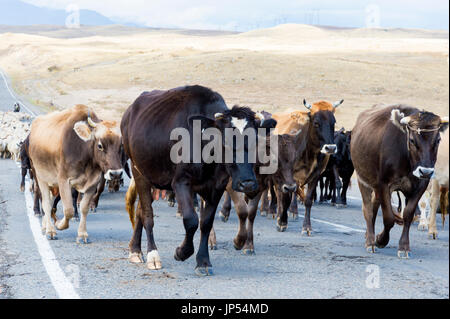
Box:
[97,143,104,151]
[409,138,417,147]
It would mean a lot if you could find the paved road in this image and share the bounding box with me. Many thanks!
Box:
[0,71,448,299]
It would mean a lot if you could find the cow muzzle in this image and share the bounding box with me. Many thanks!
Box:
[282,183,297,193]
[321,144,337,154]
[237,180,257,193]
[104,169,124,181]
[413,166,434,179]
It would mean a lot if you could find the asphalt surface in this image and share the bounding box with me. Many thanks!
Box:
[0,71,448,299]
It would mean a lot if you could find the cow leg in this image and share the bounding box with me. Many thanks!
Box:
[319,176,325,203]
[268,183,277,219]
[173,180,197,262]
[288,189,299,220]
[218,191,232,222]
[340,175,351,207]
[226,187,248,250]
[259,189,269,217]
[208,227,217,251]
[72,188,79,221]
[167,191,176,207]
[90,176,105,213]
[51,195,61,223]
[358,180,379,253]
[128,199,144,264]
[37,180,57,239]
[427,180,440,239]
[302,178,320,236]
[397,192,423,258]
[33,182,42,217]
[195,190,223,276]
[20,167,27,192]
[333,167,343,207]
[375,186,398,249]
[76,187,96,244]
[243,191,263,254]
[55,179,75,231]
[276,186,293,232]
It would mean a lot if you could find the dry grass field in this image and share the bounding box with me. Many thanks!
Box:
[0,24,448,130]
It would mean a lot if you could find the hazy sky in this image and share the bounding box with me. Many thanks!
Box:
[22,0,449,30]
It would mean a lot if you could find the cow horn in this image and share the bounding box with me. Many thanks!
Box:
[87,109,97,128]
[255,112,265,124]
[333,99,344,108]
[400,116,411,125]
[441,116,449,124]
[214,113,224,120]
[303,99,312,110]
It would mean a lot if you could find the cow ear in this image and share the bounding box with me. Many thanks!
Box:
[73,121,93,142]
[260,118,277,129]
[440,117,449,132]
[390,109,407,132]
[187,115,216,131]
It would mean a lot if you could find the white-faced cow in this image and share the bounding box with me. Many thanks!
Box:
[351,104,448,258]
[28,105,124,242]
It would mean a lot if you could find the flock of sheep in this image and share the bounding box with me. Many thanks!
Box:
[0,110,32,161]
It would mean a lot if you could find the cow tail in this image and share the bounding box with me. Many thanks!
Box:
[396,191,402,214]
[125,177,137,229]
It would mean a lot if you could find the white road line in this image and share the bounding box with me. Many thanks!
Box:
[297,213,365,233]
[2,71,79,298]
[23,178,80,299]
[0,69,37,117]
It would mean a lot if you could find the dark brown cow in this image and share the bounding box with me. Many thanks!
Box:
[121,85,272,275]
[28,105,124,242]
[351,104,448,258]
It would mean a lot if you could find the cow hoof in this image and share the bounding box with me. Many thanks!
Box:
[175,212,182,219]
[428,231,438,240]
[301,228,312,236]
[146,250,162,270]
[277,224,287,232]
[55,219,69,231]
[210,244,217,251]
[20,185,25,192]
[233,237,245,251]
[290,213,298,221]
[243,248,255,255]
[268,213,275,220]
[128,252,144,264]
[174,247,193,262]
[168,201,175,208]
[76,236,90,244]
[74,216,80,222]
[195,266,213,276]
[417,222,428,231]
[46,233,57,240]
[219,211,229,223]
[366,246,377,253]
[260,210,267,217]
[335,204,345,209]
[397,250,411,259]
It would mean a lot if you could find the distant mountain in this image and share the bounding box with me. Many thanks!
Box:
[0,0,114,26]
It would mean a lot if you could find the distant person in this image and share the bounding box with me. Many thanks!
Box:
[13,102,20,112]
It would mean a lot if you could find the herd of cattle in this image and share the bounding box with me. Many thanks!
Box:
[1,85,448,276]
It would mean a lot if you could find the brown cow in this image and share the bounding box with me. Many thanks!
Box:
[28,105,124,242]
[351,104,448,258]
[269,99,343,234]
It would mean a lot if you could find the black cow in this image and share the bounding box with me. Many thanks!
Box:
[121,85,273,275]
